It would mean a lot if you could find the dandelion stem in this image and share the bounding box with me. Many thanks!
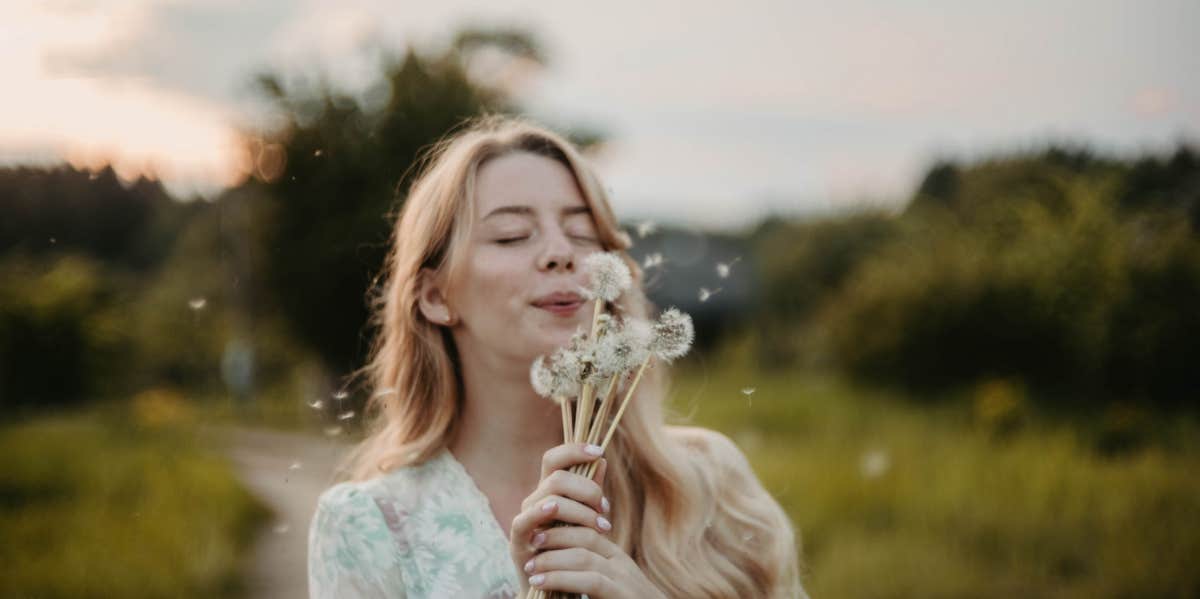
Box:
[586,375,621,446]
[587,355,652,480]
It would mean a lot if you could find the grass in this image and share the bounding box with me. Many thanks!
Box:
[667,358,1200,599]
[0,398,270,599]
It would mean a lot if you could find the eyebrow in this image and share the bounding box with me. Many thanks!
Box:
[483,205,592,220]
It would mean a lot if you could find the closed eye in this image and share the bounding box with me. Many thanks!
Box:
[495,236,529,245]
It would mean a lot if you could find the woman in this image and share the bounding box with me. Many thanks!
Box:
[307,115,808,598]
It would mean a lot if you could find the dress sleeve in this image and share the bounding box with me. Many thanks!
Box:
[308,482,407,599]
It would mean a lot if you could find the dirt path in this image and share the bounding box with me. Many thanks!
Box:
[206,425,352,599]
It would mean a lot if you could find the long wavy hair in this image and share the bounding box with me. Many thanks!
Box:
[339,115,804,598]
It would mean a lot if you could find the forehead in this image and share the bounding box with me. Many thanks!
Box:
[473,151,588,218]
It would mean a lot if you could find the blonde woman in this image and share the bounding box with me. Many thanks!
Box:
[307,115,808,598]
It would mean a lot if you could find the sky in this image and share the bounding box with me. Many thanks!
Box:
[1,0,1198,229]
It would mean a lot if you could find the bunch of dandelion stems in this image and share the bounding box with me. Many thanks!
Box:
[529,300,652,599]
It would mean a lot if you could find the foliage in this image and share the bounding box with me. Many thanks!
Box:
[0,406,268,598]
[668,362,1200,599]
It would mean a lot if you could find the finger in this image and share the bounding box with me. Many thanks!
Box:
[536,525,620,559]
[526,547,608,576]
[510,498,563,550]
[541,442,604,480]
[535,495,611,534]
[528,570,614,596]
[534,469,606,515]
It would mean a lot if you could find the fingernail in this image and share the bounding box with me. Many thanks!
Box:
[601,496,610,513]
[529,574,545,586]
[541,500,556,512]
[584,444,603,456]
[524,559,535,573]
[532,532,546,546]
[597,515,612,531]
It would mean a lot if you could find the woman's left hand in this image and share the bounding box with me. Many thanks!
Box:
[525,524,667,599]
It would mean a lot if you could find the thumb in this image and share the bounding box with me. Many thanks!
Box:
[590,457,607,487]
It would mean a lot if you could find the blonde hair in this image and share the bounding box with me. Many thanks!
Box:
[339,115,804,598]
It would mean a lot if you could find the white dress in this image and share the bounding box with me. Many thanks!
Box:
[307,446,521,598]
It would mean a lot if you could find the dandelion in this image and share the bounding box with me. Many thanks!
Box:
[583,252,632,302]
[741,387,756,406]
[650,308,695,362]
[188,297,207,310]
[530,356,555,398]
[698,287,721,302]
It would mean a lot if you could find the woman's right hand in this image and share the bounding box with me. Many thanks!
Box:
[509,443,610,595]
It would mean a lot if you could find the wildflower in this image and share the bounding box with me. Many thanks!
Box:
[651,308,694,362]
[583,252,632,302]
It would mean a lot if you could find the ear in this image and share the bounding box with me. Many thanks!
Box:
[416,268,455,326]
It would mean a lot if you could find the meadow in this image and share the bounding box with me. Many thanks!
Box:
[669,352,1200,598]
[0,395,269,599]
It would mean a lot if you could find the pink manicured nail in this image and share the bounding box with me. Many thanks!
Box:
[532,532,546,546]
[541,500,556,512]
[601,496,610,513]
[524,559,535,573]
[584,444,603,456]
[529,574,545,586]
[597,515,612,531]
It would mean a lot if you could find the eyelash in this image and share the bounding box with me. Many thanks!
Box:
[495,235,597,245]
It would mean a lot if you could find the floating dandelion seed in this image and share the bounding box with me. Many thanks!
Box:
[698,287,722,302]
[716,257,741,279]
[289,461,303,471]
[332,390,349,400]
[651,308,694,362]
[313,149,323,157]
[635,220,657,238]
[860,449,890,479]
[583,252,632,302]
[306,399,324,410]
[337,410,355,421]
[741,387,756,406]
[188,297,207,310]
[49,237,56,244]
[323,425,343,437]
[642,252,664,269]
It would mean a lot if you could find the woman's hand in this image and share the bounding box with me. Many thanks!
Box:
[508,443,666,599]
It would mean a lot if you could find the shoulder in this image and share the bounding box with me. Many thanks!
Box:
[311,480,394,546]
[308,480,406,596]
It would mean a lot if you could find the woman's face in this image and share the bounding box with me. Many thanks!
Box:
[448,150,603,364]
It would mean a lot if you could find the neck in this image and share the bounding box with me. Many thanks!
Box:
[448,339,563,492]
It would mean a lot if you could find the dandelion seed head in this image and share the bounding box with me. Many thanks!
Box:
[593,320,651,378]
[584,252,632,302]
[530,356,555,398]
[651,308,694,362]
[548,348,584,398]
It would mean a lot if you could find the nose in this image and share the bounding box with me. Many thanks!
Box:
[537,228,576,273]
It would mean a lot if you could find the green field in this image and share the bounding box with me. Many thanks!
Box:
[668,362,1200,598]
[0,400,269,599]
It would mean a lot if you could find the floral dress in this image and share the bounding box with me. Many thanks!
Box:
[307,447,521,598]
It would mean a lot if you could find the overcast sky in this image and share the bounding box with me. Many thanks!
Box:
[2,0,1197,229]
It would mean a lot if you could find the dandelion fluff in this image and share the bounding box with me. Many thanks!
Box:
[548,348,584,398]
[583,252,632,302]
[651,307,694,362]
[593,321,651,380]
[530,356,555,398]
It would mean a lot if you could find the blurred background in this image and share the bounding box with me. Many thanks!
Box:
[2,1,1198,597]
